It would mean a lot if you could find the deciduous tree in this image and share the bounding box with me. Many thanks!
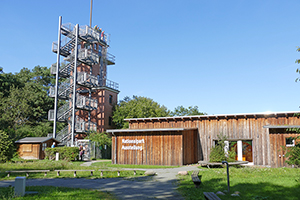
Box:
[170,105,206,116]
[112,96,170,129]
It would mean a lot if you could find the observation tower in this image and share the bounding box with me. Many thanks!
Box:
[48,16,119,146]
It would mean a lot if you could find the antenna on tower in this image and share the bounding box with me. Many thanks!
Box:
[90,0,93,27]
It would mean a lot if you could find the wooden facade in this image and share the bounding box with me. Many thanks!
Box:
[109,111,300,167]
[15,137,59,160]
[109,128,198,166]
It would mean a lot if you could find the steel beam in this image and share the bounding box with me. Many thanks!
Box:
[53,16,62,138]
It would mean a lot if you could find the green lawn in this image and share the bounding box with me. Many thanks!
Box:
[0,186,117,200]
[177,166,300,200]
[91,161,180,169]
[0,160,146,180]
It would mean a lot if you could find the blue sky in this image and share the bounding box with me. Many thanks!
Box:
[1,0,300,115]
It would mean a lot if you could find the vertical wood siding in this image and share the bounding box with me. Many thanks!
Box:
[269,128,300,167]
[112,130,197,166]
[128,115,300,167]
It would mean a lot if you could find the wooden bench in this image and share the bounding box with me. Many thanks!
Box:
[54,170,95,177]
[203,192,221,200]
[6,170,50,177]
[191,171,202,188]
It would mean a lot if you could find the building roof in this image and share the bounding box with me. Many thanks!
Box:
[124,111,300,122]
[15,137,60,144]
[107,127,198,133]
[263,125,300,129]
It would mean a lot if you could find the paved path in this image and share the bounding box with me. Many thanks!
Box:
[0,163,200,199]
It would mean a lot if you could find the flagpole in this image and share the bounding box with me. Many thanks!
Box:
[90,0,93,27]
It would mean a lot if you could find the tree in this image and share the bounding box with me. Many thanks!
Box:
[0,66,62,161]
[170,105,206,116]
[112,96,170,129]
[0,130,14,163]
[0,66,55,130]
[209,134,236,162]
[87,132,112,148]
[282,136,300,167]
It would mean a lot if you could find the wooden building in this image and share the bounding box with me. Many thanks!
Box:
[108,111,300,167]
[15,137,60,160]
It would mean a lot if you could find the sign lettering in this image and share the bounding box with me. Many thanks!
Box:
[121,139,144,151]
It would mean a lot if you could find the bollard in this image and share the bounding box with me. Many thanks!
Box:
[15,177,26,197]
[56,152,59,161]
[222,161,230,193]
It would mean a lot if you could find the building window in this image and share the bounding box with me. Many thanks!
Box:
[42,143,47,151]
[109,116,113,126]
[286,137,295,147]
[109,95,113,104]
[214,139,253,162]
[98,45,102,54]
[94,43,97,50]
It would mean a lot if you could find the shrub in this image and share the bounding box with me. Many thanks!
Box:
[209,134,236,162]
[283,136,300,167]
[0,130,14,163]
[45,146,79,161]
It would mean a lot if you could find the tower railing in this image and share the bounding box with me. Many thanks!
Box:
[75,116,97,133]
[106,52,115,64]
[105,79,119,90]
[76,94,98,110]
[77,72,99,88]
[49,79,72,99]
[64,48,99,65]
[50,61,79,78]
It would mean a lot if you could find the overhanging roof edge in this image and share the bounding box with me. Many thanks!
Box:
[263,125,300,129]
[107,127,198,133]
[124,111,300,122]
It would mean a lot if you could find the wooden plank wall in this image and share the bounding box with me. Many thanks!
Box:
[182,129,198,165]
[17,144,40,160]
[112,131,184,166]
[128,115,300,167]
[269,128,300,167]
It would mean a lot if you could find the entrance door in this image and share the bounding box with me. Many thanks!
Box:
[228,140,253,162]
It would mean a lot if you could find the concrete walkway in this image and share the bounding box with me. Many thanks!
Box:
[0,163,200,199]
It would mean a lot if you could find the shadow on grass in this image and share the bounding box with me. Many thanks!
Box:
[178,177,300,200]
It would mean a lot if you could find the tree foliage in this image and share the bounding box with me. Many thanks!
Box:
[282,136,300,167]
[0,66,63,161]
[209,134,236,163]
[0,130,14,163]
[86,132,112,147]
[0,66,55,130]
[112,96,170,129]
[170,105,206,116]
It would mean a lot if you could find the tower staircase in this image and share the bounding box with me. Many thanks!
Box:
[49,18,117,146]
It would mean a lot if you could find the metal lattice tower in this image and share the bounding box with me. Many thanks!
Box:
[48,16,118,146]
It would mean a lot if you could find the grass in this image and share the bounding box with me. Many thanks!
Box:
[0,186,117,199]
[0,160,146,180]
[177,166,300,200]
[91,162,180,169]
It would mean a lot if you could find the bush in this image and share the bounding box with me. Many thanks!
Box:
[0,130,14,163]
[209,134,236,163]
[283,136,300,167]
[45,146,79,161]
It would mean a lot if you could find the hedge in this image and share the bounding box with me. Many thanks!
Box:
[45,146,79,161]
